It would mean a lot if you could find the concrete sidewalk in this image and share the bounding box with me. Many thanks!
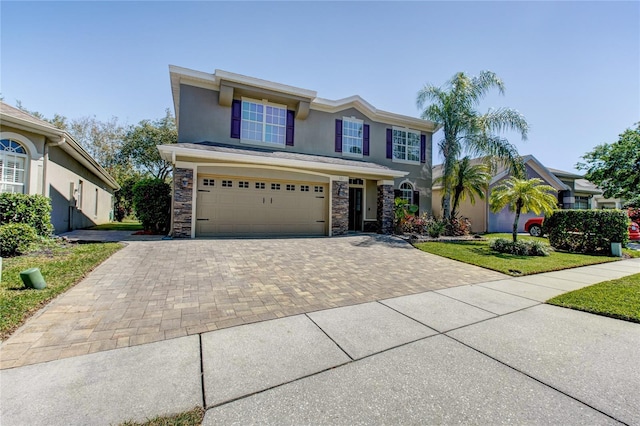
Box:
[1,258,638,425]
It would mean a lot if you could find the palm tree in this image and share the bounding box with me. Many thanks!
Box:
[417,71,529,220]
[449,157,491,219]
[489,177,558,243]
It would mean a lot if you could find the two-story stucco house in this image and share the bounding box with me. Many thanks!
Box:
[158,66,438,238]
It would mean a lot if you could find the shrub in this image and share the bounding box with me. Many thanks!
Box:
[0,193,53,236]
[426,220,446,238]
[132,178,171,233]
[394,198,419,233]
[444,216,471,236]
[544,209,629,253]
[489,238,550,256]
[0,223,38,257]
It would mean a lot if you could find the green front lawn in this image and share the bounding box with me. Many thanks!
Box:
[548,273,640,323]
[414,234,620,276]
[121,407,204,426]
[89,220,143,231]
[0,241,123,339]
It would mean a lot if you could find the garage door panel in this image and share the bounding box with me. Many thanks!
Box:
[196,176,327,237]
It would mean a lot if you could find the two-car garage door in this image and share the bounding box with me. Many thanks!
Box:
[195,176,328,237]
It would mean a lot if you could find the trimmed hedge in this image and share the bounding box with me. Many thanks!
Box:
[544,209,629,254]
[0,223,38,257]
[132,178,171,233]
[0,193,53,236]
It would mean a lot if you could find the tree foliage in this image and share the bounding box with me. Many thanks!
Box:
[12,102,177,219]
[489,177,557,243]
[435,156,490,219]
[576,123,640,201]
[120,109,176,181]
[132,178,171,233]
[417,71,528,219]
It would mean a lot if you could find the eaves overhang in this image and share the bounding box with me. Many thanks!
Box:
[169,65,440,133]
[157,144,409,179]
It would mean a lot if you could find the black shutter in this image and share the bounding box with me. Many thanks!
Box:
[230,100,241,139]
[386,129,393,159]
[335,119,343,152]
[413,190,420,216]
[420,134,426,163]
[394,189,401,200]
[363,124,370,156]
[286,110,295,146]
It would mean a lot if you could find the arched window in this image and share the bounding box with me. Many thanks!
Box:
[0,139,28,194]
[400,182,414,204]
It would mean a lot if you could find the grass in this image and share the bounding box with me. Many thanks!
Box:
[414,234,621,276]
[120,407,205,426]
[0,239,123,339]
[88,220,143,231]
[548,273,640,323]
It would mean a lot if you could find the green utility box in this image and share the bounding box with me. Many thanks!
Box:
[20,267,47,290]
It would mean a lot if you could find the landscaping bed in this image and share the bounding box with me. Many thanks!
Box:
[414,234,624,276]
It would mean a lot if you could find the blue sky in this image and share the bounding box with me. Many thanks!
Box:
[2,1,638,173]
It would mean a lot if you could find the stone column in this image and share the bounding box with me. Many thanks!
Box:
[377,181,394,234]
[331,179,349,236]
[173,168,193,238]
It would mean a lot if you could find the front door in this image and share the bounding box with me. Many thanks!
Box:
[348,187,363,231]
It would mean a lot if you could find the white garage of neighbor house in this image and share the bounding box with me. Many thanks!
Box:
[158,66,437,238]
[1,102,119,233]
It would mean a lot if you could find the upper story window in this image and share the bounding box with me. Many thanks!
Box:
[393,127,421,163]
[342,118,363,156]
[0,139,28,194]
[241,99,286,145]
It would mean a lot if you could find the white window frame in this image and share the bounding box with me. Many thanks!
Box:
[342,117,364,158]
[0,139,28,194]
[392,126,421,164]
[240,98,287,147]
[77,180,84,210]
[399,181,414,204]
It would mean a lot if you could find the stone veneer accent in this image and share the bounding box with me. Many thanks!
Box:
[377,184,394,234]
[331,180,349,236]
[173,168,193,238]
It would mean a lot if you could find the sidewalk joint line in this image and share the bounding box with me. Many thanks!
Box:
[431,289,513,316]
[443,334,629,426]
[304,314,354,361]
[474,283,559,302]
[198,333,206,409]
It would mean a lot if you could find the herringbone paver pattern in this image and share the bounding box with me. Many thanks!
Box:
[0,235,505,368]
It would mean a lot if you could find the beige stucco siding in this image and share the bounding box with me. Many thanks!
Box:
[177,84,433,215]
[1,124,115,233]
[431,188,488,233]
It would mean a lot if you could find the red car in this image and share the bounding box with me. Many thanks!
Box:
[524,217,545,237]
[524,217,640,241]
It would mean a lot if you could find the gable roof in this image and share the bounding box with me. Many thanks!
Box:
[0,102,119,190]
[169,65,439,133]
[432,154,570,191]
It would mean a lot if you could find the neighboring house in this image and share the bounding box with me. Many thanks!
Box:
[432,154,614,233]
[0,102,119,233]
[158,66,438,238]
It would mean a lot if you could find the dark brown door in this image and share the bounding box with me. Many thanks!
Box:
[348,187,363,231]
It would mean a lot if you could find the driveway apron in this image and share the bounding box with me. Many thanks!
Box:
[0,235,505,369]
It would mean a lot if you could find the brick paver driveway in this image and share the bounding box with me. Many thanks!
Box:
[1,235,505,369]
